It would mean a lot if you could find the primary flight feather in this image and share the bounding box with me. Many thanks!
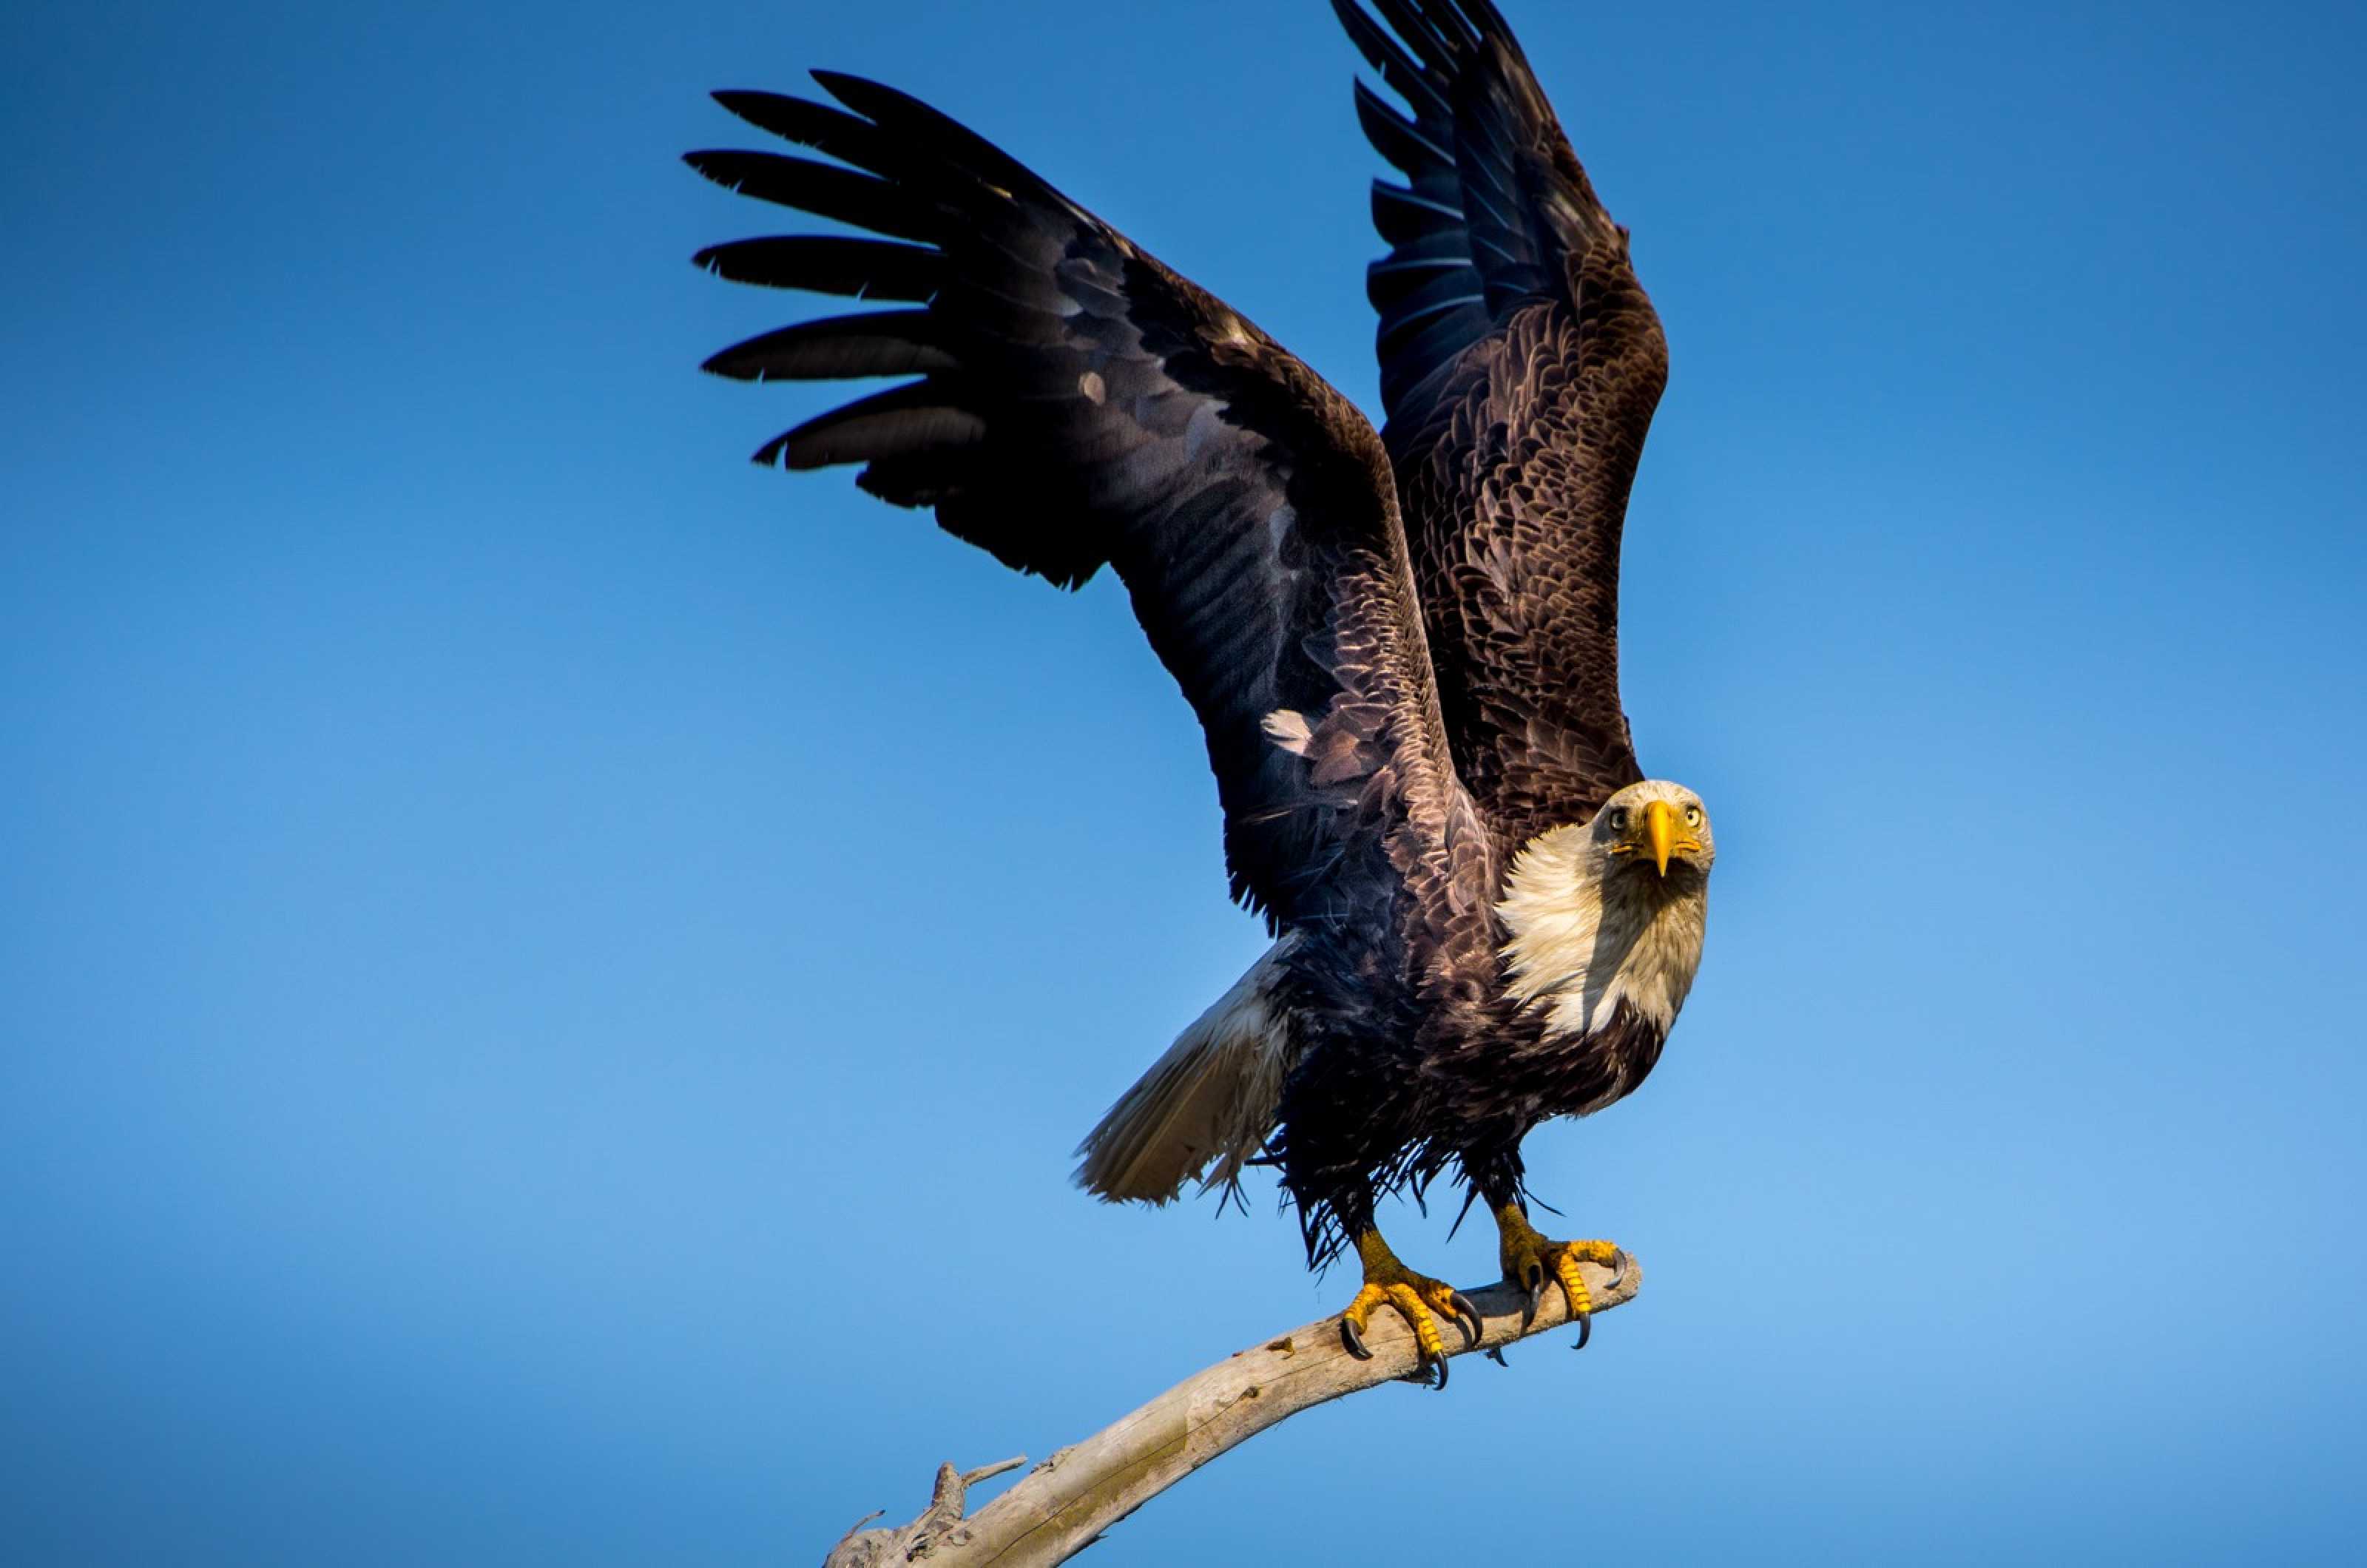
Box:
[689,0,1712,1385]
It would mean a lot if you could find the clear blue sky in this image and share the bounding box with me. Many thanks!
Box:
[5,1,2363,1562]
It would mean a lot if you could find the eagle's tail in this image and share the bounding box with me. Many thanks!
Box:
[1073,937,1299,1207]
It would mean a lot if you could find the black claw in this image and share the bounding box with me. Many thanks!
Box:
[1485,1345,1510,1368]
[1570,1309,1592,1352]
[1523,1268,1546,1330]
[1431,1351,1449,1391]
[1448,1291,1483,1350]
[1340,1317,1371,1360]
[1608,1249,1631,1291]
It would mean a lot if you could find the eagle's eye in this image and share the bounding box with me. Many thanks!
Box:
[1607,807,1628,832]
[1684,805,1702,827]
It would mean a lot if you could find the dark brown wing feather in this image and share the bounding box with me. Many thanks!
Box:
[1337,0,1668,850]
[689,74,1494,944]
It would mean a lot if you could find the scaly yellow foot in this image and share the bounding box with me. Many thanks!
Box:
[1494,1203,1629,1351]
[1337,1229,1482,1390]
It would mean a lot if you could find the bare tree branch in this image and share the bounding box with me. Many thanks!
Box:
[821,1254,1640,1567]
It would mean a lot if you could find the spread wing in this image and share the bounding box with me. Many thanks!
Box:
[687,74,1496,948]
[1336,0,1669,849]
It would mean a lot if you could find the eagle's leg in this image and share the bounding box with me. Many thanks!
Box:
[1337,1227,1482,1390]
[1490,1200,1628,1351]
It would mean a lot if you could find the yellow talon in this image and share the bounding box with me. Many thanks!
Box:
[1337,1230,1480,1388]
[1495,1205,1625,1350]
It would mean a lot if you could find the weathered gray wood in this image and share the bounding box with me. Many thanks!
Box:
[821,1254,1639,1567]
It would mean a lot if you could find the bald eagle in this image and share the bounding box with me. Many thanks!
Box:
[689,0,1712,1385]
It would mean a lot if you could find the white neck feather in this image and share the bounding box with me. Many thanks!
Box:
[1497,825,1709,1041]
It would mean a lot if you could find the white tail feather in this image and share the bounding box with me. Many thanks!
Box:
[1072,937,1298,1206]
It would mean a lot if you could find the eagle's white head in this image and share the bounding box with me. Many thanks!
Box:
[1588,778,1716,882]
[1496,780,1715,1050]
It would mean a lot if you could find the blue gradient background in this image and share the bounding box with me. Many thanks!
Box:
[5,1,2363,1561]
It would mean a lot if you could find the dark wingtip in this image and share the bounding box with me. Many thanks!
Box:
[680,149,737,191]
[808,67,882,101]
[706,87,874,157]
[807,69,927,130]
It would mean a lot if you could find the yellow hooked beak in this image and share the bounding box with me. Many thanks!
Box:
[1644,799,1678,876]
[1626,799,1705,876]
